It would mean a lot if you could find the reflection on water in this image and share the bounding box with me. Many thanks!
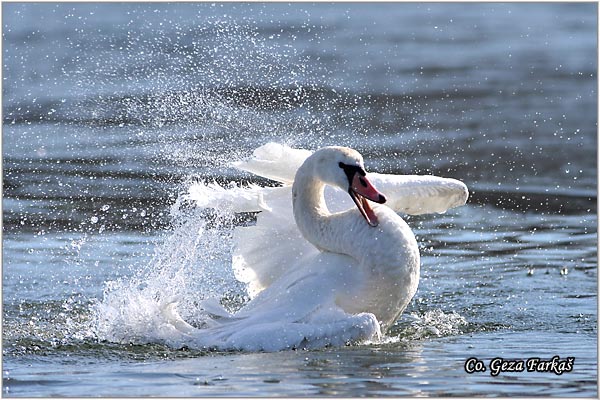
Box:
[2,2,597,397]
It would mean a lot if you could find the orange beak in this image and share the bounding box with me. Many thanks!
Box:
[348,173,387,227]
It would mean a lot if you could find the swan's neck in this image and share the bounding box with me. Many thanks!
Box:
[292,164,347,255]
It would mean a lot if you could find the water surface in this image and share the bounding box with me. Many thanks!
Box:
[2,2,597,397]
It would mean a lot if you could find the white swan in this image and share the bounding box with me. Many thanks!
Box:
[165,143,468,351]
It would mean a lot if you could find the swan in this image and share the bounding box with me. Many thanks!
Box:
[289,146,420,331]
[159,143,469,351]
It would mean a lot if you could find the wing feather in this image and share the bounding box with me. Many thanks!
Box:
[232,142,311,185]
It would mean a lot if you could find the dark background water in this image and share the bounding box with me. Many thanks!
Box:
[2,2,597,397]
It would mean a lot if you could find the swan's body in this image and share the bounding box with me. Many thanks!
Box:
[289,147,420,330]
[138,143,468,351]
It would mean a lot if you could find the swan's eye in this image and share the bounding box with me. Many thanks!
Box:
[338,162,345,169]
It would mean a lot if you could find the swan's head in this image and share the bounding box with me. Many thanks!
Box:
[311,146,387,227]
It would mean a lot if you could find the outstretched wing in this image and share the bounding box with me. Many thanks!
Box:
[182,180,315,299]
[321,174,468,215]
[349,173,468,215]
[231,185,318,298]
[233,142,469,215]
[232,142,311,185]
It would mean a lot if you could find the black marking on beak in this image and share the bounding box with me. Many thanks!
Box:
[339,162,366,188]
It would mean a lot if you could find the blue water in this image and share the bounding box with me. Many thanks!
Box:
[2,2,597,397]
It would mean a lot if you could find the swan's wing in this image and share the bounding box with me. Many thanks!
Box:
[225,143,318,298]
[323,173,468,215]
[232,185,318,298]
[184,180,316,299]
[232,142,312,185]
[186,173,468,216]
[232,142,468,215]
[183,177,317,300]
[368,173,469,215]
[191,252,381,351]
[183,181,288,213]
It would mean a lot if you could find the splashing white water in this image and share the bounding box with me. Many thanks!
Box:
[93,190,246,347]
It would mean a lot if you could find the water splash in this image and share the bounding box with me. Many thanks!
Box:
[92,190,246,345]
[386,309,469,343]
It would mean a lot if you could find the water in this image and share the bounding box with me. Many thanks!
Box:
[2,2,597,397]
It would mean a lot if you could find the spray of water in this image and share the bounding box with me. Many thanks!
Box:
[92,196,246,345]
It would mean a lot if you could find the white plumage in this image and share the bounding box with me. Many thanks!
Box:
[165,142,468,351]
